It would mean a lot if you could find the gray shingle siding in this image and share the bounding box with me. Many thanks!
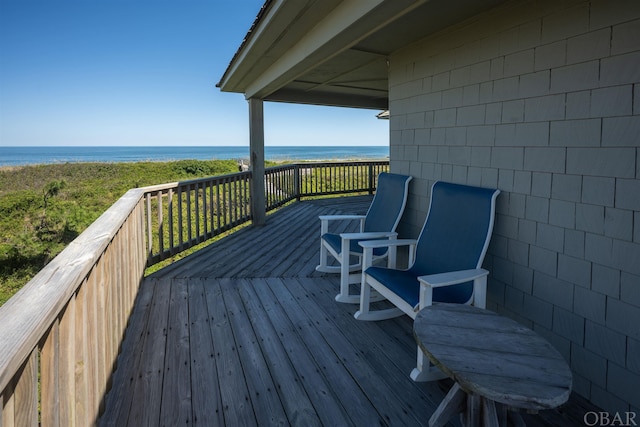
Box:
[389,0,640,413]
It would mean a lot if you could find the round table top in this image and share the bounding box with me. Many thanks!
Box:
[414,303,572,410]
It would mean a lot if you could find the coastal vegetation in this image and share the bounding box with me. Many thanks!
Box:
[0,159,245,305]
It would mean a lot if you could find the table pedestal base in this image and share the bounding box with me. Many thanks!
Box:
[430,383,527,427]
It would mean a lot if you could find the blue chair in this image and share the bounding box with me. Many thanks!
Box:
[316,172,412,303]
[355,181,500,380]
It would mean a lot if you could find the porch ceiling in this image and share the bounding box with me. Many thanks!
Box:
[217,0,507,110]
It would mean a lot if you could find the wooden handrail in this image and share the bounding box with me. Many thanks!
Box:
[145,161,389,264]
[0,188,147,426]
[143,171,252,266]
[0,160,388,425]
[263,160,389,207]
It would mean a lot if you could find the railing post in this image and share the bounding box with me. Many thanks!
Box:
[249,98,266,226]
[295,164,301,201]
[369,163,375,194]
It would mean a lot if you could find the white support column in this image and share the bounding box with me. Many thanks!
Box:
[249,98,266,226]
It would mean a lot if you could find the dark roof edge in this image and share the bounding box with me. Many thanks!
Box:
[216,0,274,89]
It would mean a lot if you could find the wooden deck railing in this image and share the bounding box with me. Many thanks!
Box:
[0,160,387,425]
[143,171,253,266]
[0,188,147,426]
[146,160,389,264]
[264,160,389,210]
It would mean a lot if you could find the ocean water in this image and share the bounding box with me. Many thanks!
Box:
[0,146,389,167]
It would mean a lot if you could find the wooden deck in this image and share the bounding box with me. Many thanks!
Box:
[99,196,597,426]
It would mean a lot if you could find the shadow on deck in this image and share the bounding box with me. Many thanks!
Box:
[100,196,596,426]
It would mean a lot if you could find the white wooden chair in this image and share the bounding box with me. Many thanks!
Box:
[355,181,500,381]
[315,172,412,303]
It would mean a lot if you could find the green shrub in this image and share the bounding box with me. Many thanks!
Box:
[0,159,241,306]
[172,159,239,176]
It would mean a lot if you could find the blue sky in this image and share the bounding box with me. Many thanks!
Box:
[0,1,388,147]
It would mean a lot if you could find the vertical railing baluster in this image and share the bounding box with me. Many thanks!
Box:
[145,193,152,258]
[264,169,268,208]
[59,294,75,426]
[14,350,38,426]
[202,181,208,239]
[168,189,174,254]
[96,257,107,409]
[186,186,192,244]
[209,181,215,237]
[369,163,374,194]
[73,279,89,425]
[222,178,228,228]
[244,173,249,220]
[280,168,284,203]
[227,177,232,225]
[230,176,234,224]
[246,173,251,220]
[40,319,60,427]
[157,190,164,256]
[195,182,200,242]
[293,165,299,201]
[232,177,237,224]
[86,268,99,419]
[215,179,220,232]
[178,186,184,252]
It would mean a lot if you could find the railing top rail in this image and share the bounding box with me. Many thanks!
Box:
[140,170,252,193]
[264,160,388,173]
[270,160,388,166]
[0,187,146,392]
[139,160,389,194]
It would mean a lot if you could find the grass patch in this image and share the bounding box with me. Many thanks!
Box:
[0,159,242,306]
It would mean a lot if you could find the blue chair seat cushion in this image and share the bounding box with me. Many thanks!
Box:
[365,266,473,308]
[322,233,388,257]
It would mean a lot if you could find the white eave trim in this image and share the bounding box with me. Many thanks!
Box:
[244,0,387,99]
[226,0,424,100]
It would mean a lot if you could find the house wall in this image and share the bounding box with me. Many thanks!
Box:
[388,0,640,413]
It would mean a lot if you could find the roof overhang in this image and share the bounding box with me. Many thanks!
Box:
[217,0,507,110]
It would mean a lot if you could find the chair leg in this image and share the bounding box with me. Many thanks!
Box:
[315,241,342,273]
[319,239,327,268]
[410,348,447,382]
[353,278,404,320]
[355,277,373,316]
[335,239,359,303]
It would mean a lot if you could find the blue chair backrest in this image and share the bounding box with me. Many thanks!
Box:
[409,181,499,287]
[363,172,412,232]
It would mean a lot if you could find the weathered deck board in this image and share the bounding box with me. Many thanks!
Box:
[126,278,171,427]
[160,278,192,425]
[276,277,425,426]
[257,278,383,425]
[100,196,599,426]
[206,278,256,426]
[155,195,372,279]
[187,279,225,426]
[219,277,291,425]
[235,278,326,426]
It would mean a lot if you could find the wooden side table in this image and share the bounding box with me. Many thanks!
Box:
[413,303,572,427]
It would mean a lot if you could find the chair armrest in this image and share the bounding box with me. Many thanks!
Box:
[318,214,366,221]
[418,268,489,288]
[418,268,489,309]
[319,215,366,234]
[360,239,418,271]
[340,231,397,240]
[358,238,417,249]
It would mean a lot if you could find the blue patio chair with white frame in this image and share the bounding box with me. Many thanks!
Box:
[315,172,412,303]
[355,181,500,381]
